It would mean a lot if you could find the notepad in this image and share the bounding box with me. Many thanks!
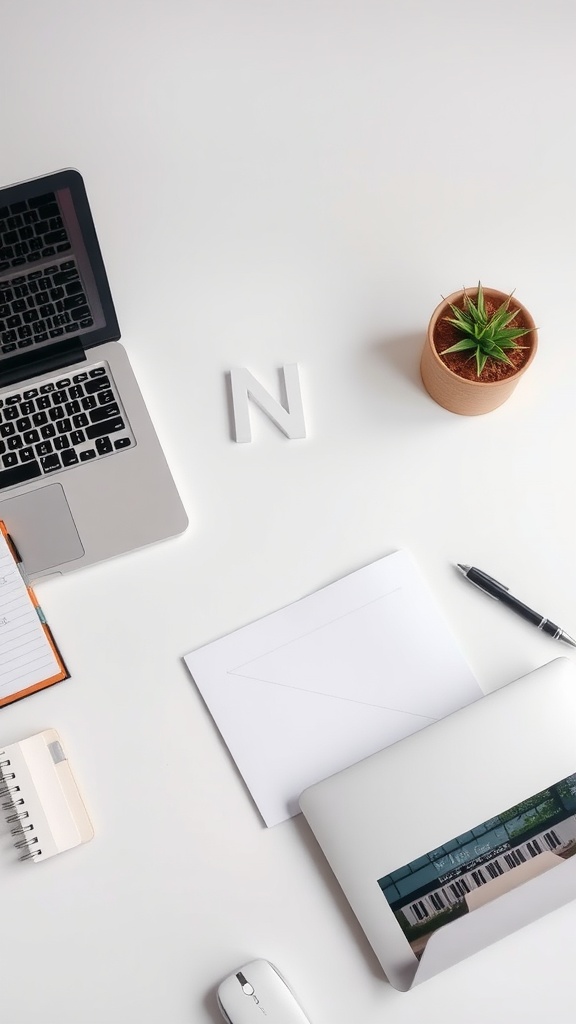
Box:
[0,729,93,862]
[185,550,482,827]
[0,521,68,708]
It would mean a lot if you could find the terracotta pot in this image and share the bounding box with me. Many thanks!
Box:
[420,287,538,415]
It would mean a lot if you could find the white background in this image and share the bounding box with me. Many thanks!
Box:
[1,2,576,1022]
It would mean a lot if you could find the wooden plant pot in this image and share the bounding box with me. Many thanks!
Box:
[420,287,538,415]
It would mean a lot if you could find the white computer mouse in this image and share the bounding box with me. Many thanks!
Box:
[216,959,312,1024]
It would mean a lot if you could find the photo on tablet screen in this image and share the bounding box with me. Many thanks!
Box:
[378,771,576,958]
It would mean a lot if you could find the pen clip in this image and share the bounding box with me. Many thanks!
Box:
[474,570,509,592]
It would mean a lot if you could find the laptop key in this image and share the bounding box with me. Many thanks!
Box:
[63,294,87,310]
[53,269,79,285]
[80,449,96,462]
[70,430,85,445]
[20,446,35,462]
[96,437,113,455]
[89,404,120,423]
[37,203,59,219]
[85,376,111,394]
[86,417,124,440]
[44,230,68,245]
[35,441,53,457]
[40,454,61,473]
[2,453,18,468]
[71,305,91,321]
[61,450,78,467]
[23,430,39,444]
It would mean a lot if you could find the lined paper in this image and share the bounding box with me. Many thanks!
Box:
[0,533,60,700]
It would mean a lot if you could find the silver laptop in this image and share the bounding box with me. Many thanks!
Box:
[0,169,187,579]
[300,657,576,990]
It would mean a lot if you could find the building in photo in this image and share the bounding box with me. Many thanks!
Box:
[378,772,576,949]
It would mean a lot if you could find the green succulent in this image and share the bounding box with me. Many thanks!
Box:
[442,282,532,377]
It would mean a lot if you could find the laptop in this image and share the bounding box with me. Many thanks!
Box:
[0,168,188,579]
[300,657,576,990]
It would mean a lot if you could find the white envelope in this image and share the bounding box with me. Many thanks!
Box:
[184,550,481,826]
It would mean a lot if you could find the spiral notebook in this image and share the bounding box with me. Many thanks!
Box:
[0,520,68,708]
[0,729,93,862]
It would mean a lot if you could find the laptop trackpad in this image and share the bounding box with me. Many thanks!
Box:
[0,483,84,576]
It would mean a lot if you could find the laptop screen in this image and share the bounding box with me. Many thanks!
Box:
[0,169,119,387]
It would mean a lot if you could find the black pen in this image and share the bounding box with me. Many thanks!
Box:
[457,564,576,647]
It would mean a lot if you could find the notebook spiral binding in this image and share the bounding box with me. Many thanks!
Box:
[0,751,42,860]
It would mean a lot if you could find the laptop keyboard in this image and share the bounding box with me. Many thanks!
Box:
[0,363,134,491]
[0,192,72,272]
[0,257,92,355]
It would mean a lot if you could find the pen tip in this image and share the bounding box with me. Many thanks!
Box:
[456,564,469,574]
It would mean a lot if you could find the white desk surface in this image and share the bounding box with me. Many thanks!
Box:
[1,2,575,1022]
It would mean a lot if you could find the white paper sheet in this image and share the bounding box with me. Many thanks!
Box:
[184,551,482,826]
[0,534,60,700]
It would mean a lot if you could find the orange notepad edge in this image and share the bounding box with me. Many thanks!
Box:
[0,522,69,708]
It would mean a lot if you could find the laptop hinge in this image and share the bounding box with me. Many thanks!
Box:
[0,337,87,391]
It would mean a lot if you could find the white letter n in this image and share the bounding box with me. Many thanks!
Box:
[229,364,306,443]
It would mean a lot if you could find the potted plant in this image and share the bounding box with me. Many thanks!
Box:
[420,283,538,415]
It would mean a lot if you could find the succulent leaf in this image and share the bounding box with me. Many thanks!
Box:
[441,283,532,378]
